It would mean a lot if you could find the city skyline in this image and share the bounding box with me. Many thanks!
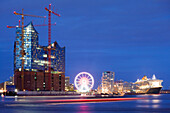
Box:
[0,0,170,89]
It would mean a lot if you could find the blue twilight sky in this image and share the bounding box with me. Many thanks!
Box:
[0,0,170,89]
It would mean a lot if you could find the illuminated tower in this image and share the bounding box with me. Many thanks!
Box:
[14,22,38,71]
[101,71,115,94]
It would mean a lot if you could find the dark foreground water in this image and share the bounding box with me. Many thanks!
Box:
[0,94,170,113]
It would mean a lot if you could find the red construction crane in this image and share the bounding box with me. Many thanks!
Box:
[7,22,56,28]
[45,4,60,90]
[13,9,46,91]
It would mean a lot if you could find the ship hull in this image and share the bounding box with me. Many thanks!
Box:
[125,87,162,95]
[146,87,162,94]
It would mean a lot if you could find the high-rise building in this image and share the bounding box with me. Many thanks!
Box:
[101,71,115,94]
[14,22,65,91]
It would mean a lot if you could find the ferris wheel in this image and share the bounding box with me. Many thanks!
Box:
[74,72,94,92]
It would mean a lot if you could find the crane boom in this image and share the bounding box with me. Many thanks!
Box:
[45,8,60,17]
[14,11,46,18]
[7,22,56,28]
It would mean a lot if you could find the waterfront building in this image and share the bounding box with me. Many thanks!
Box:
[113,80,124,94]
[123,81,133,93]
[14,22,65,91]
[113,80,136,94]
[65,76,70,91]
[65,76,75,92]
[101,71,115,94]
[0,75,15,92]
[69,83,75,91]
[97,84,102,94]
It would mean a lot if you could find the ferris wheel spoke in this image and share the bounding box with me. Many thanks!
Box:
[88,85,91,87]
[76,78,81,80]
[88,82,92,84]
[78,76,82,79]
[88,79,92,81]
[88,84,92,86]
[83,74,86,77]
[76,81,79,83]
[76,79,80,81]
[87,77,91,79]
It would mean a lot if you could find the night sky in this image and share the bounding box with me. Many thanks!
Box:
[0,0,170,89]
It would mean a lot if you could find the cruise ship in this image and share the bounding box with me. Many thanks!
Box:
[134,74,163,94]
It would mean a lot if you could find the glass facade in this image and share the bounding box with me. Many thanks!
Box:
[14,22,65,73]
[101,71,115,94]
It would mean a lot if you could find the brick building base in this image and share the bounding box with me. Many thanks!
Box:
[14,71,65,91]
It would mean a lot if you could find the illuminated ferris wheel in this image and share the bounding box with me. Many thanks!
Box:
[74,72,94,92]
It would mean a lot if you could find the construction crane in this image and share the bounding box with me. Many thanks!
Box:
[13,9,46,91]
[7,20,21,28]
[7,22,56,28]
[45,4,60,90]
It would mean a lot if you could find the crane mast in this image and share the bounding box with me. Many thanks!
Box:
[13,9,45,90]
[45,4,60,90]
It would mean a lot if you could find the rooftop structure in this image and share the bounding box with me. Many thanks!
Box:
[14,22,65,72]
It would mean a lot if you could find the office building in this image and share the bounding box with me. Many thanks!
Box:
[101,71,115,94]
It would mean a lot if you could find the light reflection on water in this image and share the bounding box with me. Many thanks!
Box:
[137,99,161,103]
[136,104,160,108]
[0,94,170,113]
[152,99,161,103]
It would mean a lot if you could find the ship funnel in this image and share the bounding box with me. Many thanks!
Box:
[152,74,156,80]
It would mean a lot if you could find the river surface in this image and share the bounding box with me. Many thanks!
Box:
[0,94,170,113]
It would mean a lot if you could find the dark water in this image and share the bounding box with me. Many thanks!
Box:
[0,94,170,113]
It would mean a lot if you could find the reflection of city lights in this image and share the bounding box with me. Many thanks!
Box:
[1,94,4,97]
[137,99,150,103]
[152,105,160,108]
[152,99,161,103]
[151,94,160,97]
[80,105,89,111]
[137,105,150,108]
